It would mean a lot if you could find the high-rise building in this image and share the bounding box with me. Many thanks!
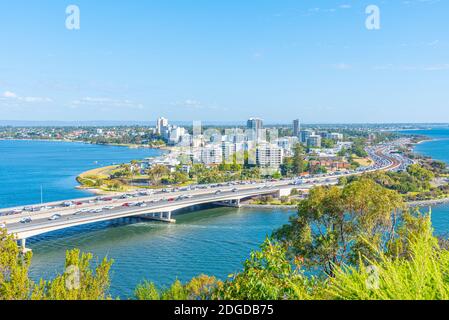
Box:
[156,117,169,135]
[247,117,264,140]
[293,119,300,137]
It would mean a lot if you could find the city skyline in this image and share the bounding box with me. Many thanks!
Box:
[1,0,449,123]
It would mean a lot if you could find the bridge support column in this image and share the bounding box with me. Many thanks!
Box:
[140,212,176,223]
[214,199,242,208]
[19,238,32,255]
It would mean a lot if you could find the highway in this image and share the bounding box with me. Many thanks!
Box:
[0,144,406,243]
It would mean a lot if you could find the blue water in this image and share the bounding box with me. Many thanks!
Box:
[0,140,163,208]
[0,139,292,298]
[401,128,449,234]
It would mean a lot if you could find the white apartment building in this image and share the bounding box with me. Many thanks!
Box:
[168,126,186,145]
[330,133,344,141]
[200,144,223,165]
[222,141,245,164]
[156,117,169,135]
[256,143,284,169]
[277,136,299,157]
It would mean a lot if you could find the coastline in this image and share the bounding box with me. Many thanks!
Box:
[0,137,171,151]
[240,198,449,210]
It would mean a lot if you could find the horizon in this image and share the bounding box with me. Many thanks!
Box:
[0,119,449,128]
[1,1,449,123]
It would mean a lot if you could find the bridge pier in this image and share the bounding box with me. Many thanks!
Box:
[140,211,176,223]
[214,199,241,208]
[19,238,32,255]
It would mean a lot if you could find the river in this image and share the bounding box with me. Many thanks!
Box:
[0,139,292,298]
[2,134,449,298]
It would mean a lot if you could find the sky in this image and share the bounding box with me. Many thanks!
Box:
[0,0,448,124]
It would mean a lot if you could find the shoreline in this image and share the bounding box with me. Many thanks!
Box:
[241,197,449,210]
[0,137,172,151]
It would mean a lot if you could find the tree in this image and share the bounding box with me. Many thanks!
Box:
[292,143,305,175]
[1,229,113,300]
[0,230,33,300]
[32,249,113,300]
[135,275,221,300]
[275,179,405,276]
[407,164,435,184]
[321,139,335,149]
[327,212,449,300]
[217,239,313,300]
[147,164,170,186]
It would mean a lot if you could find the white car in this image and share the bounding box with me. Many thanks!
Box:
[0,222,6,228]
[20,217,32,224]
[49,214,62,221]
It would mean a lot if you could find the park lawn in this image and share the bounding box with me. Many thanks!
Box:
[78,165,119,180]
[352,156,373,167]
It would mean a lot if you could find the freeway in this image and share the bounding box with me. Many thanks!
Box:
[1,143,406,242]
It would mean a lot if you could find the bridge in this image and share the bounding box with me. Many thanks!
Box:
[0,145,404,253]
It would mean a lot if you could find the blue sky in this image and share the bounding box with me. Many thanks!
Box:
[0,0,448,123]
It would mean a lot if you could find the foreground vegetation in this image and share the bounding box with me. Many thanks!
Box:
[2,178,449,300]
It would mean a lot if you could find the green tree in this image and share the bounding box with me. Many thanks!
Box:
[217,239,313,300]
[31,249,113,300]
[292,143,305,175]
[147,164,171,185]
[327,212,449,300]
[275,179,405,276]
[0,230,33,300]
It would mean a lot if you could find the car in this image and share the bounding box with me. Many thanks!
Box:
[0,222,6,228]
[20,217,32,224]
[232,188,238,192]
[215,190,222,195]
[104,206,115,210]
[62,201,74,207]
[49,214,62,221]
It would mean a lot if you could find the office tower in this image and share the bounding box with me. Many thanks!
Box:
[293,119,300,137]
[247,117,264,141]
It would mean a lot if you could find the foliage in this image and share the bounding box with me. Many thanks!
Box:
[0,230,33,300]
[275,179,405,276]
[281,143,306,176]
[135,275,221,300]
[327,214,449,300]
[147,164,171,185]
[1,229,113,301]
[217,239,314,300]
